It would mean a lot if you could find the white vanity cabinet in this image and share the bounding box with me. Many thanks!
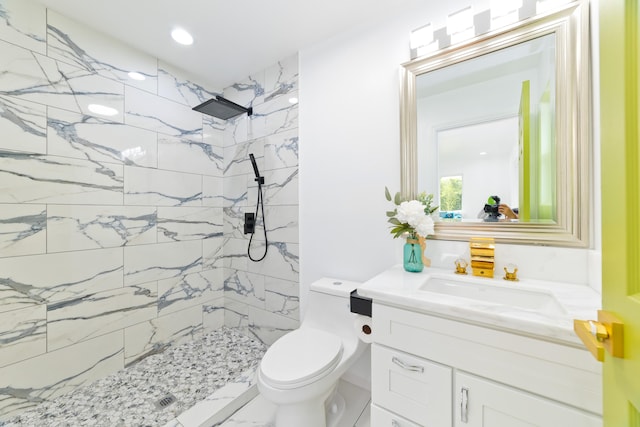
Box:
[370,303,602,427]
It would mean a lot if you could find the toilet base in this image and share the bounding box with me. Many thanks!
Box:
[273,385,346,427]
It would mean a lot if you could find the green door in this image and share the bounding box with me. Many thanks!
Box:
[600,0,640,425]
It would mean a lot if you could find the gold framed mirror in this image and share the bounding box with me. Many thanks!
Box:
[400,1,590,247]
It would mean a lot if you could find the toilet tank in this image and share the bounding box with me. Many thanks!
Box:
[302,278,362,336]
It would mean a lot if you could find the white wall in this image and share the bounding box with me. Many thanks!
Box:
[299,0,601,304]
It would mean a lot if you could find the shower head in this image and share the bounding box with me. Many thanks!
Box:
[192,96,253,120]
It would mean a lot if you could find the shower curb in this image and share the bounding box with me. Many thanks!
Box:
[163,365,259,427]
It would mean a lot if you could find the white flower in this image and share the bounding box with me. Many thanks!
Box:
[396,200,425,225]
[414,215,435,237]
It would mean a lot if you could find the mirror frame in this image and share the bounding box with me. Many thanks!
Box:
[400,1,591,247]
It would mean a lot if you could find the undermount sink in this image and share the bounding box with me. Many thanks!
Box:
[419,276,566,315]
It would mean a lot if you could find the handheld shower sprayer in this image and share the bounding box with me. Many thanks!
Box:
[246,153,267,262]
[249,153,265,185]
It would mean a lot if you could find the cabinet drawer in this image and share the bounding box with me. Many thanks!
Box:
[372,344,452,426]
[371,404,421,427]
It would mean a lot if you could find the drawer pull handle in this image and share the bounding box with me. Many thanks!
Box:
[461,387,469,423]
[392,356,424,373]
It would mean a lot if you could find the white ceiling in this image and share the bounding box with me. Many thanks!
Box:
[37,0,423,90]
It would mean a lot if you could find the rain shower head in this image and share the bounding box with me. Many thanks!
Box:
[192,96,253,120]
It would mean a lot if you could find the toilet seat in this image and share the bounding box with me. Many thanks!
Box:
[260,328,344,389]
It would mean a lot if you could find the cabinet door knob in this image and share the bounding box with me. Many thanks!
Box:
[392,356,425,373]
[391,420,400,427]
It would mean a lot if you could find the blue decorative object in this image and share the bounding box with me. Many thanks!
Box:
[403,237,424,272]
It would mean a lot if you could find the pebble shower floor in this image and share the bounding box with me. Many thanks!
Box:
[0,328,266,427]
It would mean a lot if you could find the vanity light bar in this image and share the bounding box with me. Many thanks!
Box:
[491,0,523,18]
[410,23,440,57]
[409,0,569,59]
[536,0,572,14]
[447,6,476,45]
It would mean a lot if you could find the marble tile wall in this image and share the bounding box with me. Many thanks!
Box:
[221,55,300,345]
[0,0,227,419]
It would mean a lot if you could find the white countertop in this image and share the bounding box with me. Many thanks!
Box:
[357,265,601,347]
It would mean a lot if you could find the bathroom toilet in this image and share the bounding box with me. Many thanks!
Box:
[257,278,368,427]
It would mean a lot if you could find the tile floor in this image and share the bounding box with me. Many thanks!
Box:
[1,327,371,427]
[0,328,266,427]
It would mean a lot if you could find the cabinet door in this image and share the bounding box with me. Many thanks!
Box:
[372,344,452,426]
[455,372,601,427]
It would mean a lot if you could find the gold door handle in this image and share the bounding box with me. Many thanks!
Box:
[573,310,624,362]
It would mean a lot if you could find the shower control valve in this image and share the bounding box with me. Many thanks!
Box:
[244,213,256,234]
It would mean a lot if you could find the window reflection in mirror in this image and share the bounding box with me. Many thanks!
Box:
[417,33,556,223]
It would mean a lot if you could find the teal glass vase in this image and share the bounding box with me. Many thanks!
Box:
[403,237,424,273]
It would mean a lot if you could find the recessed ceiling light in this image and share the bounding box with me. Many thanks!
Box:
[171,28,193,45]
[288,97,299,104]
[128,71,146,81]
[88,104,118,117]
[479,151,488,156]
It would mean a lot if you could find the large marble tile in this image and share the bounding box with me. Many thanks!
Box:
[158,60,218,107]
[0,0,46,54]
[264,276,299,321]
[223,173,250,209]
[47,282,157,351]
[0,304,46,368]
[0,247,123,314]
[124,85,202,137]
[223,205,247,239]
[47,10,158,94]
[265,205,298,243]
[47,107,158,167]
[223,112,251,146]
[224,298,249,333]
[223,139,264,177]
[222,237,249,272]
[124,165,202,207]
[247,241,299,283]
[202,175,224,208]
[263,54,299,102]
[0,331,123,419]
[47,204,157,252]
[224,269,265,309]
[0,204,46,258]
[248,306,298,346]
[157,206,222,242]
[0,39,124,120]
[203,297,225,330]
[158,133,223,176]
[0,151,124,204]
[0,95,47,154]
[202,235,224,270]
[224,71,264,114]
[157,268,224,316]
[123,305,203,366]
[203,115,225,147]
[249,166,298,206]
[123,240,202,286]
[252,90,299,140]
[264,128,298,170]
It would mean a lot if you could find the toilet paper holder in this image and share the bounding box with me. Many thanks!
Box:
[350,290,372,317]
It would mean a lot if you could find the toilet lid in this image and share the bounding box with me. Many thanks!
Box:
[260,328,343,389]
